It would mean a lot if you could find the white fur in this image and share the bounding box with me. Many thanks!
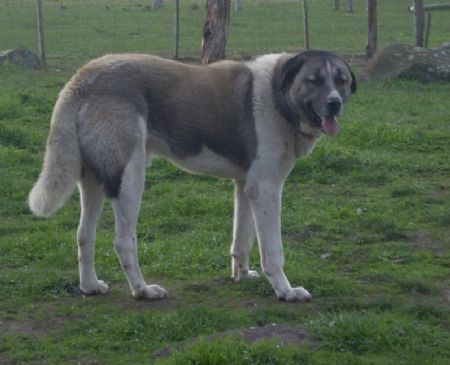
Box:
[230,55,312,301]
[147,134,246,180]
[111,118,167,299]
[28,87,82,217]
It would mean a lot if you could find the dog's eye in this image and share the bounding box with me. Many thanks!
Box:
[335,77,347,86]
[308,77,324,86]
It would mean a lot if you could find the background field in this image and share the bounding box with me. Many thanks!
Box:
[1,0,450,69]
[1,1,450,364]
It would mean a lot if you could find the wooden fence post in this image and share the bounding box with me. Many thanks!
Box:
[333,0,340,11]
[366,0,377,59]
[414,0,425,47]
[174,0,180,59]
[425,12,431,48]
[36,0,46,67]
[236,0,243,12]
[347,0,353,13]
[301,0,310,50]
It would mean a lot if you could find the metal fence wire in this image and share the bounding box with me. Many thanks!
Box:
[0,0,449,69]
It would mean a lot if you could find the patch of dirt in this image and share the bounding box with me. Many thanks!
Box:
[445,289,450,303]
[0,303,70,338]
[0,358,12,365]
[285,224,323,244]
[152,323,312,359]
[431,184,449,197]
[409,230,446,256]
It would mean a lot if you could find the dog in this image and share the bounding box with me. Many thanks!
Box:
[28,50,356,302]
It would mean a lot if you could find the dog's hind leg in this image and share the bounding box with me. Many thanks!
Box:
[77,171,109,294]
[230,180,259,281]
[111,122,167,300]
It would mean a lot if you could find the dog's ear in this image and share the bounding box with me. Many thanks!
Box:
[343,61,357,94]
[349,68,357,94]
[280,53,307,92]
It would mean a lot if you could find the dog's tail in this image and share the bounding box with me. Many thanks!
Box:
[28,86,82,218]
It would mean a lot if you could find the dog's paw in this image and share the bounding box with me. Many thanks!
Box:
[133,284,168,300]
[233,269,260,281]
[278,287,312,302]
[241,270,260,280]
[81,280,109,295]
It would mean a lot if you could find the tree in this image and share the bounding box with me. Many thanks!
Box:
[366,0,377,59]
[201,0,231,64]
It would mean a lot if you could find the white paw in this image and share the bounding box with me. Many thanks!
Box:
[241,270,260,280]
[80,280,109,295]
[233,269,260,282]
[133,284,168,300]
[278,287,312,302]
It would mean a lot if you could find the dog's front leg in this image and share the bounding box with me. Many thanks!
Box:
[230,180,259,281]
[246,181,312,302]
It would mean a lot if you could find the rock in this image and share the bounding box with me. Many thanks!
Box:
[361,43,450,83]
[0,48,41,69]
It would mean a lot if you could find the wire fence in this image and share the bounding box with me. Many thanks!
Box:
[0,0,449,70]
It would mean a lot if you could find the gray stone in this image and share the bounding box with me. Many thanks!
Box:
[0,48,41,69]
[361,43,450,83]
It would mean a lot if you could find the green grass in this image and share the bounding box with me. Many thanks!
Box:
[1,0,449,69]
[1,1,450,364]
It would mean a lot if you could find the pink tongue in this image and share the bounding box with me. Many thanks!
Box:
[321,117,340,136]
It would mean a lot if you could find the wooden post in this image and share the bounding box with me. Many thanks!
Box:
[36,0,46,67]
[333,0,340,11]
[409,3,450,12]
[152,0,164,11]
[366,0,377,59]
[425,12,431,48]
[414,0,425,47]
[301,0,310,50]
[347,0,354,13]
[174,0,180,59]
[235,0,243,12]
[201,0,231,64]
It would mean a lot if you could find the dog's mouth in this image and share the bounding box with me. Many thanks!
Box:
[305,103,340,137]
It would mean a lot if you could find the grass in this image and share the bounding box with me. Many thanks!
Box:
[1,0,449,69]
[1,1,450,364]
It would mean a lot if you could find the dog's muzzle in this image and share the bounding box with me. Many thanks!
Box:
[326,96,342,117]
[319,95,343,137]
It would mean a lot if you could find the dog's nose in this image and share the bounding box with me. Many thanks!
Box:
[327,96,342,115]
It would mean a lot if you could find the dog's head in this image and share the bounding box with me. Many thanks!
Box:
[273,50,356,137]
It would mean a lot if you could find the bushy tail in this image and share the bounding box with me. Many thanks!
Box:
[28,88,82,217]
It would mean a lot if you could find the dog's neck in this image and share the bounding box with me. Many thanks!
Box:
[293,127,321,158]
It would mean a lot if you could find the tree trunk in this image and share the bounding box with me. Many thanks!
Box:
[201,0,231,64]
[414,0,425,47]
[366,0,377,59]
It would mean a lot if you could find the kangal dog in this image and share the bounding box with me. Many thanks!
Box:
[29,50,356,301]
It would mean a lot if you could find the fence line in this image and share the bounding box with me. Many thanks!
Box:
[0,0,449,70]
